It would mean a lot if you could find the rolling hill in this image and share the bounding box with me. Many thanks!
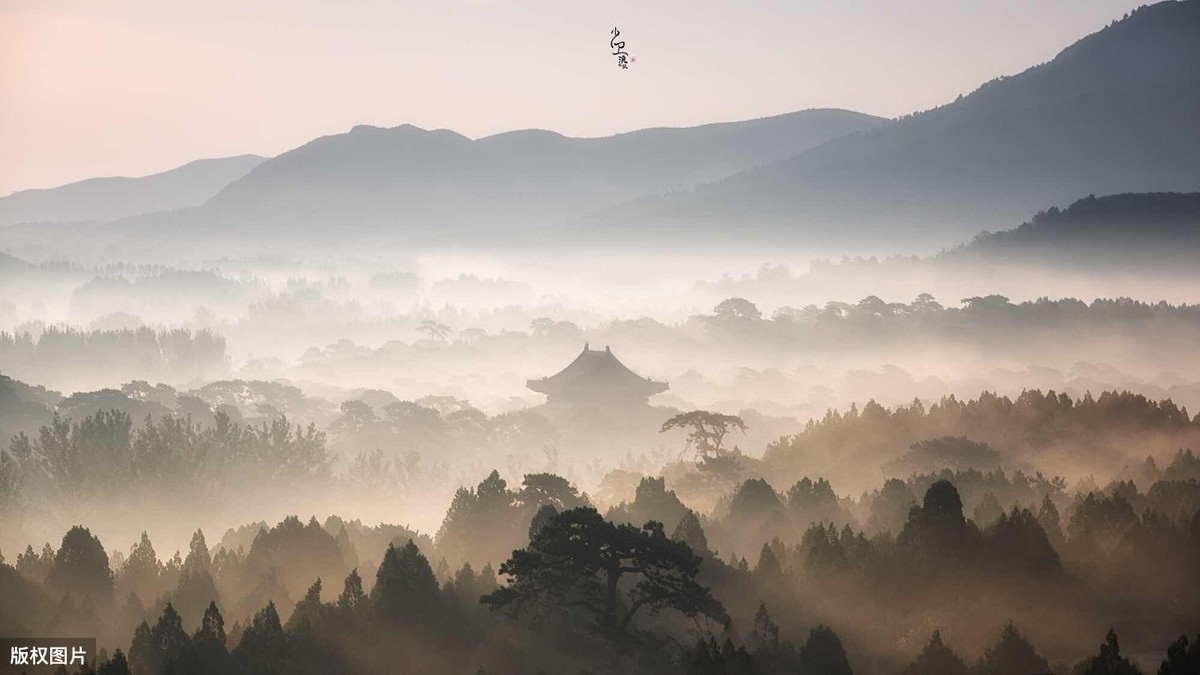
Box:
[106,109,885,240]
[948,192,1200,268]
[0,155,264,227]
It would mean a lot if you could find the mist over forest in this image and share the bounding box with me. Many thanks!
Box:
[2,2,1199,675]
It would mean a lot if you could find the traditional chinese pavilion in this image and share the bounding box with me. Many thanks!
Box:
[527,344,668,411]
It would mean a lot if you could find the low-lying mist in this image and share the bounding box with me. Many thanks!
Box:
[3,209,1200,675]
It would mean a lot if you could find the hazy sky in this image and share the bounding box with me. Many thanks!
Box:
[1,0,1147,195]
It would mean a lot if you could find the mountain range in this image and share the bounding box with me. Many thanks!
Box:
[0,155,263,227]
[188,109,885,236]
[610,0,1200,241]
[2,0,1197,251]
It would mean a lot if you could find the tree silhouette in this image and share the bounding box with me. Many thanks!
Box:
[1068,492,1139,557]
[232,602,289,675]
[370,540,440,627]
[984,508,1062,577]
[482,506,727,649]
[190,601,232,674]
[174,529,218,627]
[798,624,853,675]
[800,523,850,575]
[729,479,784,523]
[898,480,975,565]
[1159,634,1200,675]
[889,436,1002,477]
[685,638,727,675]
[754,542,783,582]
[437,469,521,567]
[128,621,154,675]
[15,543,55,586]
[337,568,366,614]
[416,320,452,342]
[901,630,968,675]
[528,503,559,540]
[912,292,944,313]
[712,298,762,320]
[97,649,133,675]
[973,491,1004,527]
[748,603,800,672]
[671,510,710,557]
[1073,629,1141,675]
[661,410,747,461]
[120,531,161,604]
[787,476,854,529]
[1037,495,1064,545]
[288,578,325,630]
[517,472,587,512]
[867,478,917,535]
[749,604,780,651]
[684,637,756,675]
[48,525,112,603]
[243,515,345,607]
[609,476,692,533]
[975,621,1049,675]
[129,602,189,675]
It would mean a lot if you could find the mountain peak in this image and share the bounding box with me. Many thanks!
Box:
[608,0,1200,243]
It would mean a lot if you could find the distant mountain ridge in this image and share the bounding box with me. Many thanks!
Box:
[5,1,1197,252]
[0,155,264,227]
[158,108,885,236]
[948,192,1200,267]
[606,0,1200,243]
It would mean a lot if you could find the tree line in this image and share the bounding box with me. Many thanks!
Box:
[0,326,227,387]
[3,466,1198,674]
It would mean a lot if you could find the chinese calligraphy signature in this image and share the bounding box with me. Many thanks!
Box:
[610,27,633,69]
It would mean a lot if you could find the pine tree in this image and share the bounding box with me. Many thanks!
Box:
[288,578,324,629]
[1037,495,1063,544]
[121,532,161,603]
[97,648,133,675]
[685,638,724,675]
[749,604,780,650]
[754,542,782,581]
[127,603,190,675]
[151,602,189,668]
[370,540,440,626]
[528,503,559,540]
[182,530,211,575]
[191,601,231,674]
[1158,634,1200,675]
[128,621,153,675]
[48,525,113,602]
[975,622,1049,675]
[232,602,288,675]
[672,510,710,556]
[196,601,226,646]
[799,624,853,675]
[1073,630,1141,675]
[901,630,968,675]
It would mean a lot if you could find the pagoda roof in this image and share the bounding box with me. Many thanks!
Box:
[527,345,669,397]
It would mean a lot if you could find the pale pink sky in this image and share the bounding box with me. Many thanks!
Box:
[0,0,1147,195]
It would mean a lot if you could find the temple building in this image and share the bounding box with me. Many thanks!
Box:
[527,344,668,413]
